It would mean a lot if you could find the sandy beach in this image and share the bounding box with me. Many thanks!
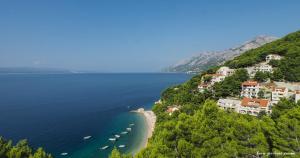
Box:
[131,108,156,149]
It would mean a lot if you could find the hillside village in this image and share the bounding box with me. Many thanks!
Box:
[196,54,300,116]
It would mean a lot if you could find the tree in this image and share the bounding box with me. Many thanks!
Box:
[254,71,269,82]
[268,59,280,67]
[202,75,212,83]
[177,139,193,157]
[258,90,265,99]
[0,137,52,158]
[110,147,122,158]
[29,148,52,158]
[271,69,284,81]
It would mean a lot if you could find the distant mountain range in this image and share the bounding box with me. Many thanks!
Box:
[0,67,72,74]
[164,35,278,73]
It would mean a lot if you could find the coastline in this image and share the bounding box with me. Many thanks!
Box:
[131,108,156,152]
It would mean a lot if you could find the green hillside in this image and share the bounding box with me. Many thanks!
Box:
[0,138,52,158]
[110,30,300,158]
[225,30,300,82]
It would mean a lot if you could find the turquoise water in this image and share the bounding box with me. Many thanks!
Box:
[0,73,190,158]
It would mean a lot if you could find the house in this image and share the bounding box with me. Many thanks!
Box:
[266,54,282,63]
[198,83,211,92]
[201,74,226,85]
[216,66,235,77]
[241,81,260,98]
[253,64,273,73]
[217,98,241,112]
[295,90,300,103]
[166,106,179,116]
[210,74,226,85]
[271,87,288,104]
[239,97,271,116]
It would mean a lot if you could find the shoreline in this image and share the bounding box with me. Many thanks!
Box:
[131,108,156,152]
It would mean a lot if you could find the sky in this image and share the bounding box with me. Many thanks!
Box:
[0,0,300,72]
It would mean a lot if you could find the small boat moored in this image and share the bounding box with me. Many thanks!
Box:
[60,152,68,156]
[121,131,128,135]
[83,136,92,140]
[100,146,110,150]
[115,134,120,138]
[129,123,135,127]
[109,138,117,141]
[126,128,132,131]
[118,145,126,148]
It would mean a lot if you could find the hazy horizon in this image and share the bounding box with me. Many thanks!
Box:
[1,0,300,72]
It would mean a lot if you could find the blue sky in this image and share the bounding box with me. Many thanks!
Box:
[0,0,300,72]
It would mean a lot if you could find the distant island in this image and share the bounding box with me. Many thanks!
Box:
[0,67,72,74]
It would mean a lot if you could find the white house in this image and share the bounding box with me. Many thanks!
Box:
[239,97,271,116]
[253,64,273,73]
[217,98,241,112]
[211,74,226,85]
[241,81,260,98]
[295,90,300,103]
[271,87,288,104]
[166,106,179,116]
[202,74,226,85]
[198,83,211,92]
[216,66,235,77]
[266,54,282,63]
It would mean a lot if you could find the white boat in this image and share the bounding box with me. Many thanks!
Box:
[100,146,109,150]
[126,128,132,131]
[115,134,120,138]
[60,152,68,156]
[129,123,135,126]
[109,138,116,141]
[83,136,92,140]
[121,131,128,135]
[118,145,126,148]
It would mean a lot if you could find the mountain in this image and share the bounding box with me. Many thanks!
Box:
[165,35,278,73]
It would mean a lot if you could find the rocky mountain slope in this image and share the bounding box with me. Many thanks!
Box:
[165,35,278,73]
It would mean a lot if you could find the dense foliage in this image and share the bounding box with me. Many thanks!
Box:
[109,99,299,158]
[0,138,52,158]
[213,69,249,98]
[128,31,300,157]
[107,30,300,158]
[225,30,300,82]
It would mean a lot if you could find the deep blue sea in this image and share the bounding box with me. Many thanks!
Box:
[0,73,190,158]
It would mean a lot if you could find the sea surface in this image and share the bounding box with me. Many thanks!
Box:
[0,73,191,158]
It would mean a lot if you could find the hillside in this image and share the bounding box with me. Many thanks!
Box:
[165,36,277,73]
[110,30,300,158]
[225,30,300,82]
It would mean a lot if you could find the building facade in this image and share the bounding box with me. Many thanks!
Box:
[295,90,300,103]
[216,66,235,77]
[254,64,273,73]
[217,98,241,112]
[271,87,288,104]
[241,81,260,98]
[266,54,282,63]
[239,97,271,116]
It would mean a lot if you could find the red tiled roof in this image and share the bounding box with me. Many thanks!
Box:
[242,81,258,86]
[241,97,269,107]
[272,87,286,92]
[199,83,210,88]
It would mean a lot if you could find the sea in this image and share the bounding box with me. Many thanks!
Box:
[0,73,191,158]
